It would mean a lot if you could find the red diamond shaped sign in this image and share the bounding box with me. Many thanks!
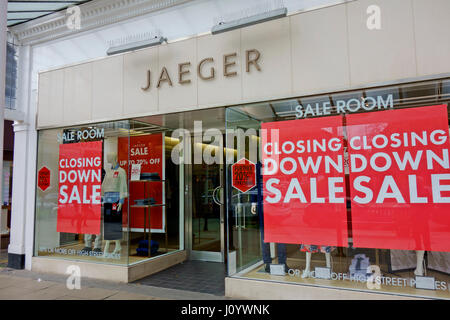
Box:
[38,166,51,192]
[232,158,256,193]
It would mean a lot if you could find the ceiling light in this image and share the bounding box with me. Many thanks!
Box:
[212,8,287,35]
[107,36,167,56]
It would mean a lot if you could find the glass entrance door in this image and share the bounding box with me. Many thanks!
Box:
[225,108,262,274]
[189,161,224,262]
[182,108,227,263]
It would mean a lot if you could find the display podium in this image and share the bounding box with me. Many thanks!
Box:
[130,179,168,257]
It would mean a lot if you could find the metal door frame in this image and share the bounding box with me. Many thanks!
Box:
[184,135,226,263]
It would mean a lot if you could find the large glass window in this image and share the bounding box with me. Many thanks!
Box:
[226,78,450,299]
[5,36,18,110]
[34,119,183,266]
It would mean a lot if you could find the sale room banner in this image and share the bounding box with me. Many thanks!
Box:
[57,141,103,234]
[262,116,348,246]
[347,104,450,252]
[118,133,164,232]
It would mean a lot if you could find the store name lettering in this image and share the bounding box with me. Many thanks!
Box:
[295,94,394,118]
[57,128,105,143]
[141,49,262,91]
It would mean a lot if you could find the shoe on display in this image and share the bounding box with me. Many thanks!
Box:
[265,264,271,273]
[284,264,291,274]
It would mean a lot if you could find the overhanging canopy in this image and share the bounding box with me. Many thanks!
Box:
[7,0,91,27]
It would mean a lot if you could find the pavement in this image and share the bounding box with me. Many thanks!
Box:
[0,267,229,300]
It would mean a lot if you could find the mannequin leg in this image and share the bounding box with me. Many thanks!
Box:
[302,252,312,278]
[112,240,122,255]
[93,234,102,250]
[84,234,92,248]
[414,250,425,276]
[325,252,331,269]
[103,240,110,257]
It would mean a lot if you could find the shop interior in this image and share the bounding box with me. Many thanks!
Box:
[35,108,229,267]
[35,119,182,265]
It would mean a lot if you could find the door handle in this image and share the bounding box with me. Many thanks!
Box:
[212,186,224,206]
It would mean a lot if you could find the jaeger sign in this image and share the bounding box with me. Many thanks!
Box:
[140,49,262,91]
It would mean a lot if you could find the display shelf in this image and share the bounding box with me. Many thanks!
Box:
[131,204,166,208]
[130,180,166,182]
[129,179,167,258]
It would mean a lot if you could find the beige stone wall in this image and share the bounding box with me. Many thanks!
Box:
[37,0,450,128]
[32,250,187,283]
[225,277,426,300]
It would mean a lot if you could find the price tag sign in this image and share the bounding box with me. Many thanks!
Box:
[270,264,286,276]
[130,163,142,181]
[315,267,332,280]
[38,166,51,192]
[232,158,256,193]
[415,276,436,290]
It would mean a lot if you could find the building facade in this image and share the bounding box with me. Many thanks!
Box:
[6,0,450,299]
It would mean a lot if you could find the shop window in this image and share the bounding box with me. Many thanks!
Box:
[34,119,182,266]
[5,39,18,110]
[226,78,450,299]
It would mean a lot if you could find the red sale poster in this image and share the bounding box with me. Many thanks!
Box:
[262,116,348,246]
[57,141,103,234]
[118,133,164,232]
[347,104,450,252]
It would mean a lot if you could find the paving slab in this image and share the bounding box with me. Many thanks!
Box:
[104,291,160,300]
[0,276,23,289]
[10,278,58,290]
[0,285,49,300]
[55,295,85,300]
[58,287,120,300]
[18,289,69,300]
[0,267,229,300]
[18,283,76,300]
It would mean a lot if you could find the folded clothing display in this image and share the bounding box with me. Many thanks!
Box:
[140,172,161,181]
[134,198,156,206]
[136,240,159,256]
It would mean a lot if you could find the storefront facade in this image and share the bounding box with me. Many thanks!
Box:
[9,0,450,299]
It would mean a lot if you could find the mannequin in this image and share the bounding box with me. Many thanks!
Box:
[83,234,102,253]
[254,162,289,273]
[414,250,426,276]
[102,153,128,258]
[300,245,333,278]
[83,168,107,254]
